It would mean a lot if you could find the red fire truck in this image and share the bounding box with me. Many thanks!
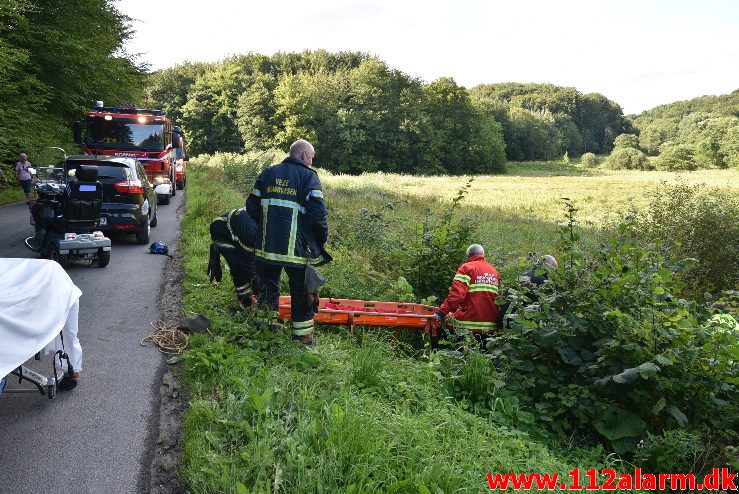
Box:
[73,102,183,205]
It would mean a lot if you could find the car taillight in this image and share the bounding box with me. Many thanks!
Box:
[114,179,144,194]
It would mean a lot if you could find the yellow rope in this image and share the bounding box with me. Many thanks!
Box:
[140,320,189,355]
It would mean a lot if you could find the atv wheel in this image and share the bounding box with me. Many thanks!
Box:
[97,250,110,268]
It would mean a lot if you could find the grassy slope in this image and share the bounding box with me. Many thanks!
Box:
[180,158,739,493]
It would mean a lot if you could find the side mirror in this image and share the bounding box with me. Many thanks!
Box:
[73,122,82,145]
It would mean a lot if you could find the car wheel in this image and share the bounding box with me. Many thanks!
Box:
[97,250,110,268]
[158,194,170,205]
[136,219,150,245]
[47,244,61,264]
[176,180,183,190]
[150,205,158,228]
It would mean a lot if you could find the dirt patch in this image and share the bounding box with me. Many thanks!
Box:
[144,202,189,494]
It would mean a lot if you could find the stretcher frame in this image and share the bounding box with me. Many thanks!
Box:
[278,296,442,337]
[2,351,69,400]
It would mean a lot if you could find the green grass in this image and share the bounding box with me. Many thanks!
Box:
[179,157,619,493]
[0,186,25,205]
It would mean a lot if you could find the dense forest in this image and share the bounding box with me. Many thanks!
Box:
[0,0,145,165]
[143,54,633,174]
[625,91,739,170]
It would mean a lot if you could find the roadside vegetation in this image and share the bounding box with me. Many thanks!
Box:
[180,154,738,492]
[0,0,146,164]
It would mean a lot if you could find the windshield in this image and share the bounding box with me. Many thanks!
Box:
[86,117,165,151]
[35,164,66,183]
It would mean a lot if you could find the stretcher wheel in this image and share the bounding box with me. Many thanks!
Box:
[47,384,56,400]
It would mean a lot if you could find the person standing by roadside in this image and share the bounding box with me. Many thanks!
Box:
[246,139,330,345]
[15,153,34,204]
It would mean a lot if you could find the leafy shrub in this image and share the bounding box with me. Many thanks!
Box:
[488,200,738,462]
[656,143,697,171]
[604,147,651,170]
[613,133,639,150]
[392,179,476,301]
[636,180,739,294]
[192,149,283,193]
[580,152,598,168]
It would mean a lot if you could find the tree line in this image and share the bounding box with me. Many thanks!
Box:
[145,52,630,174]
[622,91,739,170]
[0,0,145,165]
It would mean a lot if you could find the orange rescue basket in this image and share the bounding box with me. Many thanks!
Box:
[278,296,442,337]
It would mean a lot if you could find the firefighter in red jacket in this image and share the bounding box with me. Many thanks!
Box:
[436,244,501,334]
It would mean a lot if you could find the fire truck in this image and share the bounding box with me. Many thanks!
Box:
[73,102,184,205]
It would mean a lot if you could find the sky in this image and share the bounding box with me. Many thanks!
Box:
[118,0,739,115]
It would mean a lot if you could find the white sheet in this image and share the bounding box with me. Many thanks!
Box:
[0,258,82,377]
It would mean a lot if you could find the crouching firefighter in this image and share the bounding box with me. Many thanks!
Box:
[207,208,259,306]
[435,244,501,347]
[246,139,331,345]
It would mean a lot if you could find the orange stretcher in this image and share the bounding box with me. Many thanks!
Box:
[278,296,442,336]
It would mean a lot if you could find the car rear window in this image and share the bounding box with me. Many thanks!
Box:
[66,161,131,181]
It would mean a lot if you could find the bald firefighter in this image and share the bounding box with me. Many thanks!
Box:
[245,139,330,345]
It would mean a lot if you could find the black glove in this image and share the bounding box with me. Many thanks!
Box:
[434,310,446,321]
[207,244,222,283]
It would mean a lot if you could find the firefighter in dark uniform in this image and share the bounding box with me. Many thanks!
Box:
[246,139,330,345]
[207,208,259,306]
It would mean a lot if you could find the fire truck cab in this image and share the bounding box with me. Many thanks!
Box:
[74,101,180,205]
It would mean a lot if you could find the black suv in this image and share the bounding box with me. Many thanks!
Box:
[64,155,157,244]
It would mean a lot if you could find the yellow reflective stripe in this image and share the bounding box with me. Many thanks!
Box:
[262,198,306,214]
[453,274,471,285]
[452,319,497,330]
[468,284,499,293]
[308,189,324,199]
[292,319,314,329]
[261,203,269,251]
[288,208,298,258]
[255,249,308,264]
[214,242,235,250]
[292,328,314,336]
[251,188,261,197]
[225,209,254,252]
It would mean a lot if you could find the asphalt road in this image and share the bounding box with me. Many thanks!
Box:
[0,191,184,494]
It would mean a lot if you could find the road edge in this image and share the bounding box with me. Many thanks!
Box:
[138,197,189,494]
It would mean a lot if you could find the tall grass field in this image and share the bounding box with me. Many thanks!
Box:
[179,153,738,493]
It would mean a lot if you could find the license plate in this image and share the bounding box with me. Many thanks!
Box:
[99,217,107,226]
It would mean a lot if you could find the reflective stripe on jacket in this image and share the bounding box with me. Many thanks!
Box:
[210,208,257,252]
[439,254,500,332]
[245,156,329,267]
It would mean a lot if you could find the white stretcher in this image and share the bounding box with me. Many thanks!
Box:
[0,258,83,399]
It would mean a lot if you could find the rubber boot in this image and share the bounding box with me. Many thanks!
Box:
[291,333,316,346]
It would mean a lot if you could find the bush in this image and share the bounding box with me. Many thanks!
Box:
[580,152,598,168]
[488,200,738,462]
[192,149,284,193]
[656,143,697,171]
[636,180,739,294]
[604,147,651,170]
[613,133,639,150]
[392,179,476,301]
